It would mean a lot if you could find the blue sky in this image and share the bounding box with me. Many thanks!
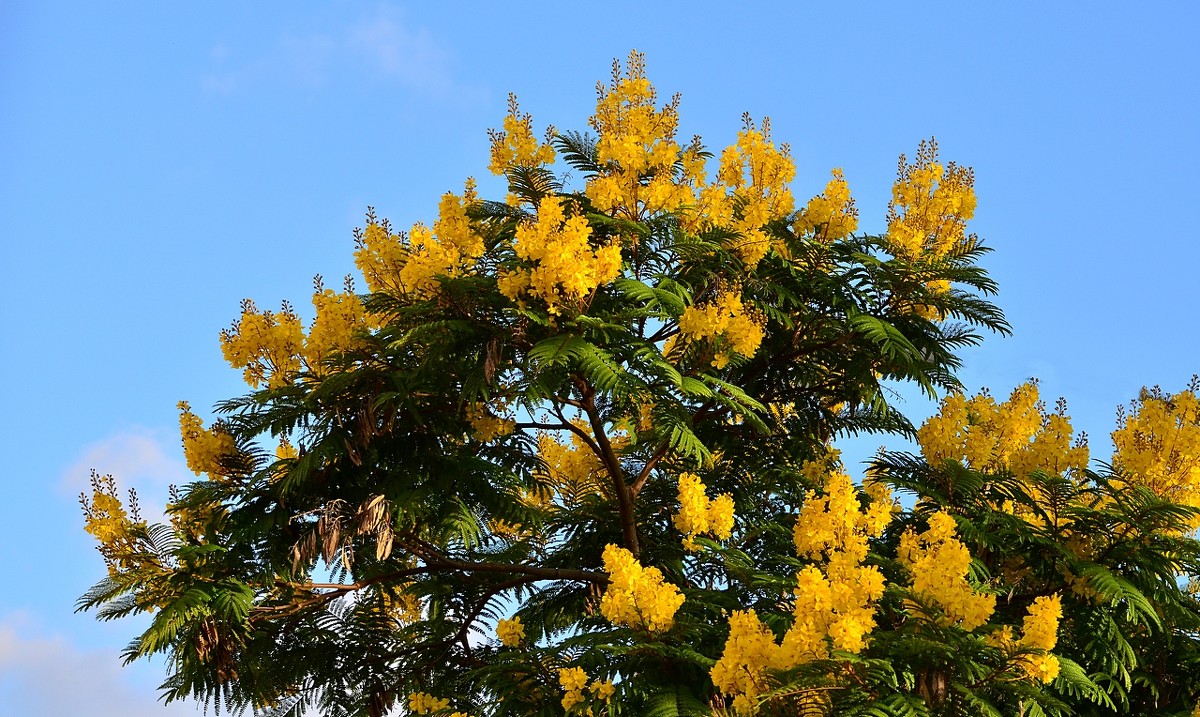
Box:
[2,2,1198,714]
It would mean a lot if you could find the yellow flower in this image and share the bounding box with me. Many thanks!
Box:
[584,51,697,220]
[886,138,977,261]
[599,545,684,632]
[672,473,736,549]
[558,667,589,711]
[407,692,449,714]
[898,511,996,630]
[794,168,858,242]
[496,616,524,647]
[488,93,555,176]
[1111,387,1200,531]
[177,401,236,478]
[499,196,622,315]
[589,680,615,702]
[219,299,304,388]
[676,286,765,369]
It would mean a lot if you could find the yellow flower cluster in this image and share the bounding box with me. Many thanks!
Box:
[885,138,977,261]
[599,544,684,633]
[465,401,515,443]
[81,473,150,578]
[1019,595,1062,682]
[916,383,1090,480]
[675,287,765,369]
[700,116,796,266]
[585,51,701,220]
[673,472,735,550]
[219,299,304,389]
[558,667,612,712]
[793,462,892,564]
[898,511,995,630]
[372,584,422,625]
[220,285,374,389]
[535,423,621,505]
[400,186,487,298]
[305,287,369,371]
[407,692,449,714]
[1111,388,1200,531]
[497,196,623,315]
[81,472,147,575]
[710,609,780,715]
[177,401,236,477]
[83,489,132,544]
[712,462,892,714]
[786,464,888,658]
[353,182,485,299]
[559,667,588,711]
[496,616,524,647]
[793,169,858,243]
[353,219,406,295]
[488,93,555,176]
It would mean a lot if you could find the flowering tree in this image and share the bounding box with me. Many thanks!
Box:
[80,53,1200,717]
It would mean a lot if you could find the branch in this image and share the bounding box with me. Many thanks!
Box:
[631,440,671,497]
[573,374,640,557]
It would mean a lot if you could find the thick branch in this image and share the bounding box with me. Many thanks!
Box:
[573,375,640,557]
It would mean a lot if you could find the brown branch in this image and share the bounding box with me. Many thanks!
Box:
[631,440,671,497]
[573,374,640,557]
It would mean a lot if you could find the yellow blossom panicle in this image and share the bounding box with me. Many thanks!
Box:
[80,471,146,575]
[353,215,407,295]
[675,286,765,369]
[407,692,450,714]
[304,280,370,372]
[373,584,423,625]
[219,299,304,389]
[712,458,892,714]
[534,422,625,505]
[793,168,858,243]
[269,436,298,483]
[496,616,525,647]
[178,401,237,478]
[710,609,782,715]
[897,511,996,630]
[1111,386,1200,531]
[916,383,1090,481]
[353,181,485,300]
[886,138,977,261]
[589,680,615,702]
[1018,594,1062,682]
[488,93,555,177]
[497,196,623,315]
[784,461,889,662]
[599,544,684,633]
[465,400,516,443]
[585,51,699,220]
[398,183,486,299]
[673,472,735,550]
[701,115,796,266]
[793,461,891,564]
[558,667,588,711]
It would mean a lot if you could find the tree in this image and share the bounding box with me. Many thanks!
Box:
[80,52,1200,717]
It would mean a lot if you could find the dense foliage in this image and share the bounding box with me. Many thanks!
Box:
[81,53,1200,717]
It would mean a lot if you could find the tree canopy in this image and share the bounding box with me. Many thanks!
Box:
[80,52,1200,717]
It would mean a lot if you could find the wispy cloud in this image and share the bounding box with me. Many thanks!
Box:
[60,427,192,524]
[347,6,451,94]
[201,4,477,101]
[0,612,201,716]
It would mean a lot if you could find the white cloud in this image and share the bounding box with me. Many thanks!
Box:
[61,427,192,525]
[0,612,202,717]
[201,4,473,100]
[347,6,452,93]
